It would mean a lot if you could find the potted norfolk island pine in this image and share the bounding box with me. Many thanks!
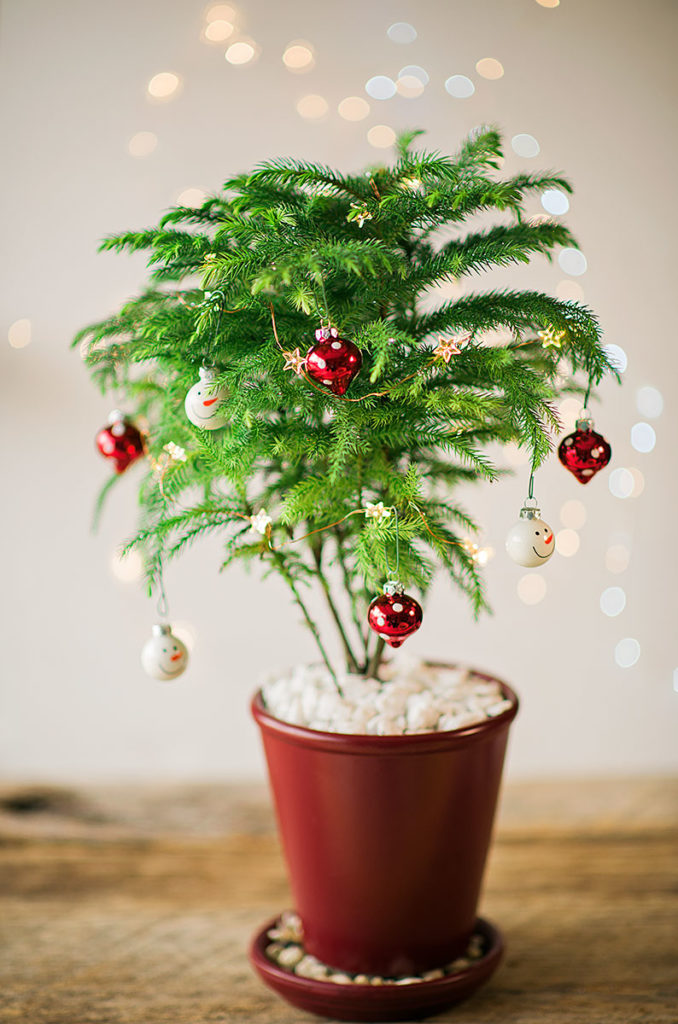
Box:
[77,128,615,1021]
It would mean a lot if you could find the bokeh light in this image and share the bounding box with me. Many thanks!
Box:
[177,187,207,207]
[172,621,197,652]
[511,133,540,157]
[387,22,417,43]
[560,499,587,529]
[445,75,475,98]
[109,549,144,583]
[147,72,180,99]
[127,131,158,157]
[476,58,504,79]
[365,75,397,100]
[555,279,584,301]
[603,343,628,373]
[517,574,547,605]
[636,386,663,418]
[225,40,257,64]
[338,96,370,121]
[541,188,570,215]
[600,586,626,617]
[609,468,634,499]
[399,65,429,85]
[556,529,580,557]
[203,20,234,42]
[205,3,237,21]
[296,94,328,119]
[558,247,587,276]
[614,638,640,668]
[605,542,631,574]
[8,318,31,349]
[397,74,425,98]
[283,42,315,71]
[536,0,560,6]
[559,396,584,427]
[631,422,656,453]
[367,125,396,148]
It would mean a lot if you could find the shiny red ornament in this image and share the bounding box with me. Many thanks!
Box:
[367,583,423,649]
[558,416,611,484]
[305,326,362,397]
[95,410,145,474]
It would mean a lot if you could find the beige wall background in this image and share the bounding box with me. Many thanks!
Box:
[1,0,676,782]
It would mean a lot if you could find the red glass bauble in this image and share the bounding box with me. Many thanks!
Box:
[305,327,362,397]
[367,586,423,649]
[558,419,611,484]
[96,411,145,474]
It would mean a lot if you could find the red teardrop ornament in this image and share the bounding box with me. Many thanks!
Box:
[96,411,145,474]
[558,418,612,484]
[368,586,423,649]
[305,327,362,397]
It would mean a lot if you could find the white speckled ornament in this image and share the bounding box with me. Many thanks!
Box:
[184,367,228,429]
[141,623,188,680]
[505,504,555,567]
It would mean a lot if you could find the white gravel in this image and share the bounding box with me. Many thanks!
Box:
[261,658,513,736]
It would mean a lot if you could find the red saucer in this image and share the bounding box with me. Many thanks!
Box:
[249,914,503,1022]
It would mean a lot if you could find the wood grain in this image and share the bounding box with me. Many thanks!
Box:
[0,780,676,1023]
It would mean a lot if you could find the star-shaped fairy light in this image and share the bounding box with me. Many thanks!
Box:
[364,501,392,523]
[433,336,464,363]
[282,349,307,375]
[250,509,273,535]
[349,202,373,228]
[163,442,187,463]
[538,325,567,350]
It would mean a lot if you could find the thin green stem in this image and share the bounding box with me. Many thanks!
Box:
[334,529,369,667]
[366,636,386,680]
[311,542,360,674]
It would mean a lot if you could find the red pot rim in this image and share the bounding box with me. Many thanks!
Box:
[251,664,518,756]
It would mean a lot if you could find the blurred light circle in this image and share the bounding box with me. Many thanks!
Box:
[614,638,640,668]
[283,42,315,71]
[603,343,627,373]
[560,499,587,529]
[367,124,396,148]
[511,133,540,157]
[206,4,237,21]
[631,422,656,453]
[127,131,158,157]
[558,247,587,276]
[556,529,580,557]
[541,188,570,215]
[109,549,144,583]
[204,19,234,41]
[338,96,370,121]
[365,75,397,99]
[559,396,583,426]
[476,57,504,79]
[397,74,425,98]
[399,65,429,85]
[629,467,645,497]
[225,40,256,64]
[517,574,547,605]
[536,0,560,6]
[636,386,663,418]
[172,621,197,652]
[445,75,475,98]
[177,187,207,207]
[555,279,584,301]
[387,22,417,43]
[605,543,631,574]
[609,468,634,499]
[147,72,180,99]
[296,94,328,119]
[8,318,31,349]
[600,586,626,617]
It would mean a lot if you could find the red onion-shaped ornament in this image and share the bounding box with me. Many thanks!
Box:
[305,326,362,396]
[95,410,144,474]
[558,413,612,484]
[367,581,423,649]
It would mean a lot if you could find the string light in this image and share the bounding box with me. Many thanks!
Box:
[109,549,144,583]
[475,58,504,79]
[399,65,429,85]
[445,75,475,98]
[511,133,540,157]
[600,587,626,617]
[631,422,656,453]
[205,3,237,21]
[203,20,235,42]
[558,247,588,276]
[176,187,206,207]
[387,22,417,43]
[282,42,315,71]
[147,72,180,99]
[541,189,570,215]
[614,638,640,668]
[555,279,584,301]
[8,318,31,349]
[605,542,631,574]
[517,574,547,605]
[636,386,663,418]
[296,94,328,119]
[556,529,580,557]
[560,499,587,529]
[225,40,257,64]
[338,96,370,121]
[365,75,396,100]
[397,74,425,98]
[603,343,627,372]
[127,131,158,157]
[367,125,396,148]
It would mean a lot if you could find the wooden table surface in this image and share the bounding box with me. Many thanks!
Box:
[1,778,676,1023]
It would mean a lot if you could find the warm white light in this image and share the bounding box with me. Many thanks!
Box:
[511,133,540,157]
[600,586,626,617]
[177,187,207,207]
[556,529,580,557]
[536,0,560,6]
[206,3,237,21]
[338,96,370,121]
[636,386,663,419]
[365,75,397,100]
[476,57,504,79]
[541,189,570,215]
[631,422,656,453]
[560,499,587,530]
[109,549,144,583]
[147,72,180,99]
[8,318,31,349]
[127,131,158,157]
[387,22,417,43]
[283,42,315,71]
[445,75,475,98]
[396,74,424,98]
[605,543,631,574]
[558,247,587,276]
[628,468,645,497]
[555,279,584,301]
[609,468,634,499]
[172,621,197,652]
[517,574,547,605]
[296,94,328,119]
[225,40,256,64]
[558,397,583,427]
[203,20,234,42]
[603,343,627,373]
[399,65,429,85]
[367,125,396,149]
[474,546,494,567]
[615,638,640,668]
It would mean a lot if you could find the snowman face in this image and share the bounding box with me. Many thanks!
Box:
[505,516,555,568]
[184,373,228,429]
[141,630,188,680]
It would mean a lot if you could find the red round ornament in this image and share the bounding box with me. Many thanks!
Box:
[367,582,423,649]
[558,414,611,484]
[305,326,362,397]
[96,410,145,474]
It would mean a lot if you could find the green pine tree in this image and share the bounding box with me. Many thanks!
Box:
[75,127,616,683]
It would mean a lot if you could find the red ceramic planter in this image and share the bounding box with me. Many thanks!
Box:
[252,666,518,978]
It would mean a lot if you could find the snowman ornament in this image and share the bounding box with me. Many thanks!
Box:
[184,367,228,430]
[141,624,189,680]
[505,501,555,568]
